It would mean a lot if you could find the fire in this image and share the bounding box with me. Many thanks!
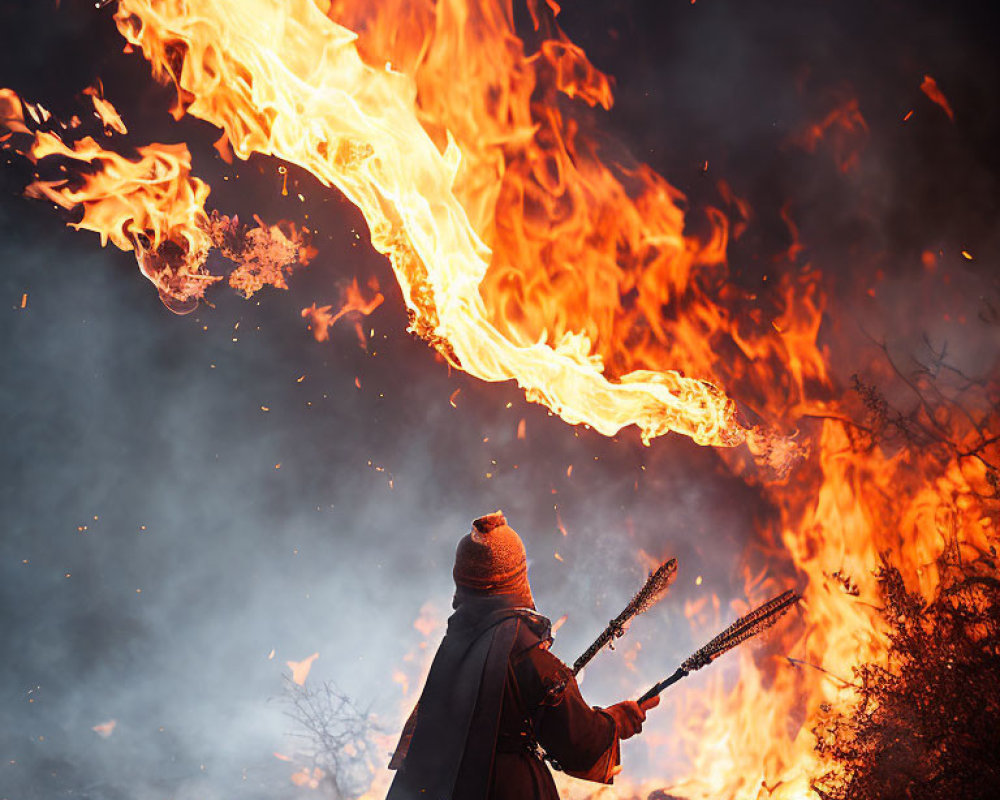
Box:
[105,0,769,451]
[920,74,955,121]
[302,277,384,343]
[287,651,319,686]
[22,129,217,313]
[3,2,996,798]
[0,87,30,135]
[84,81,129,134]
[1,87,213,310]
[1,88,313,313]
[359,603,445,800]
[290,766,325,789]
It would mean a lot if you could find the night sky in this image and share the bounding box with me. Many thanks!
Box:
[1,1,998,798]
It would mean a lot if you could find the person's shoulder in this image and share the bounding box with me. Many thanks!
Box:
[510,614,573,687]
[508,609,553,656]
[513,609,552,640]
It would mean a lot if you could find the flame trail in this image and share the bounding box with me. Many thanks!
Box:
[573,557,679,675]
[637,589,801,706]
[109,0,751,449]
[1,85,314,312]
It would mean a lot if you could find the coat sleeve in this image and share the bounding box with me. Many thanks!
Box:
[514,644,621,784]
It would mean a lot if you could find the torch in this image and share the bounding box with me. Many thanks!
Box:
[637,589,800,704]
[572,557,679,675]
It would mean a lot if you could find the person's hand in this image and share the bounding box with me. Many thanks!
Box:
[604,694,659,740]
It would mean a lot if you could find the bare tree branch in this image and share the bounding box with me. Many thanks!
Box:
[283,678,383,799]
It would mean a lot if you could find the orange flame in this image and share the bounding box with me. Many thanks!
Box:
[0,87,30,135]
[920,74,955,121]
[290,766,325,789]
[23,130,216,312]
[302,277,384,343]
[84,81,129,134]
[108,0,766,451]
[286,651,319,685]
[2,88,312,313]
[0,86,215,310]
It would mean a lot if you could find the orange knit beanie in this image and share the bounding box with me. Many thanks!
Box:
[453,511,534,607]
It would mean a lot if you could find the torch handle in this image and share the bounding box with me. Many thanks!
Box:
[572,558,678,675]
[637,667,688,705]
[572,614,627,675]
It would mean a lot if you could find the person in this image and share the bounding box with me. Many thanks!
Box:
[387,511,660,800]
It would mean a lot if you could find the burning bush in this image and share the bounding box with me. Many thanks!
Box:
[812,554,1000,800]
[810,335,1000,800]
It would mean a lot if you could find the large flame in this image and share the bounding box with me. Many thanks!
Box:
[108,0,761,449]
[4,1,996,798]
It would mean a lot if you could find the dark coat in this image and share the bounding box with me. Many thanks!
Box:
[387,594,619,800]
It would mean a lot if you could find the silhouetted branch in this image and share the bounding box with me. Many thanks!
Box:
[283,679,382,799]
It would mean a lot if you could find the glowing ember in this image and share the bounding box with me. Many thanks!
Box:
[301,277,384,343]
[91,719,117,738]
[286,652,319,686]
[920,74,955,121]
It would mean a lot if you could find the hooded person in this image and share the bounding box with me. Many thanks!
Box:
[386,511,659,800]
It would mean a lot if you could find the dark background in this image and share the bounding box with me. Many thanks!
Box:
[1,1,997,797]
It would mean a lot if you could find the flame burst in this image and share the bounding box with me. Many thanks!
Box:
[1,85,313,312]
[105,0,767,449]
[24,132,217,312]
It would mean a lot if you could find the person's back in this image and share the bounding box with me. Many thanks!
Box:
[387,511,657,800]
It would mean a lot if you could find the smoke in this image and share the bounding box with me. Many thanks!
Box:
[2,0,998,797]
[0,195,753,796]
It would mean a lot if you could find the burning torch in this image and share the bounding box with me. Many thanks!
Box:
[638,589,801,704]
[571,557,679,675]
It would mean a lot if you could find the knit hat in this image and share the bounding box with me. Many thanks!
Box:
[453,511,533,607]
